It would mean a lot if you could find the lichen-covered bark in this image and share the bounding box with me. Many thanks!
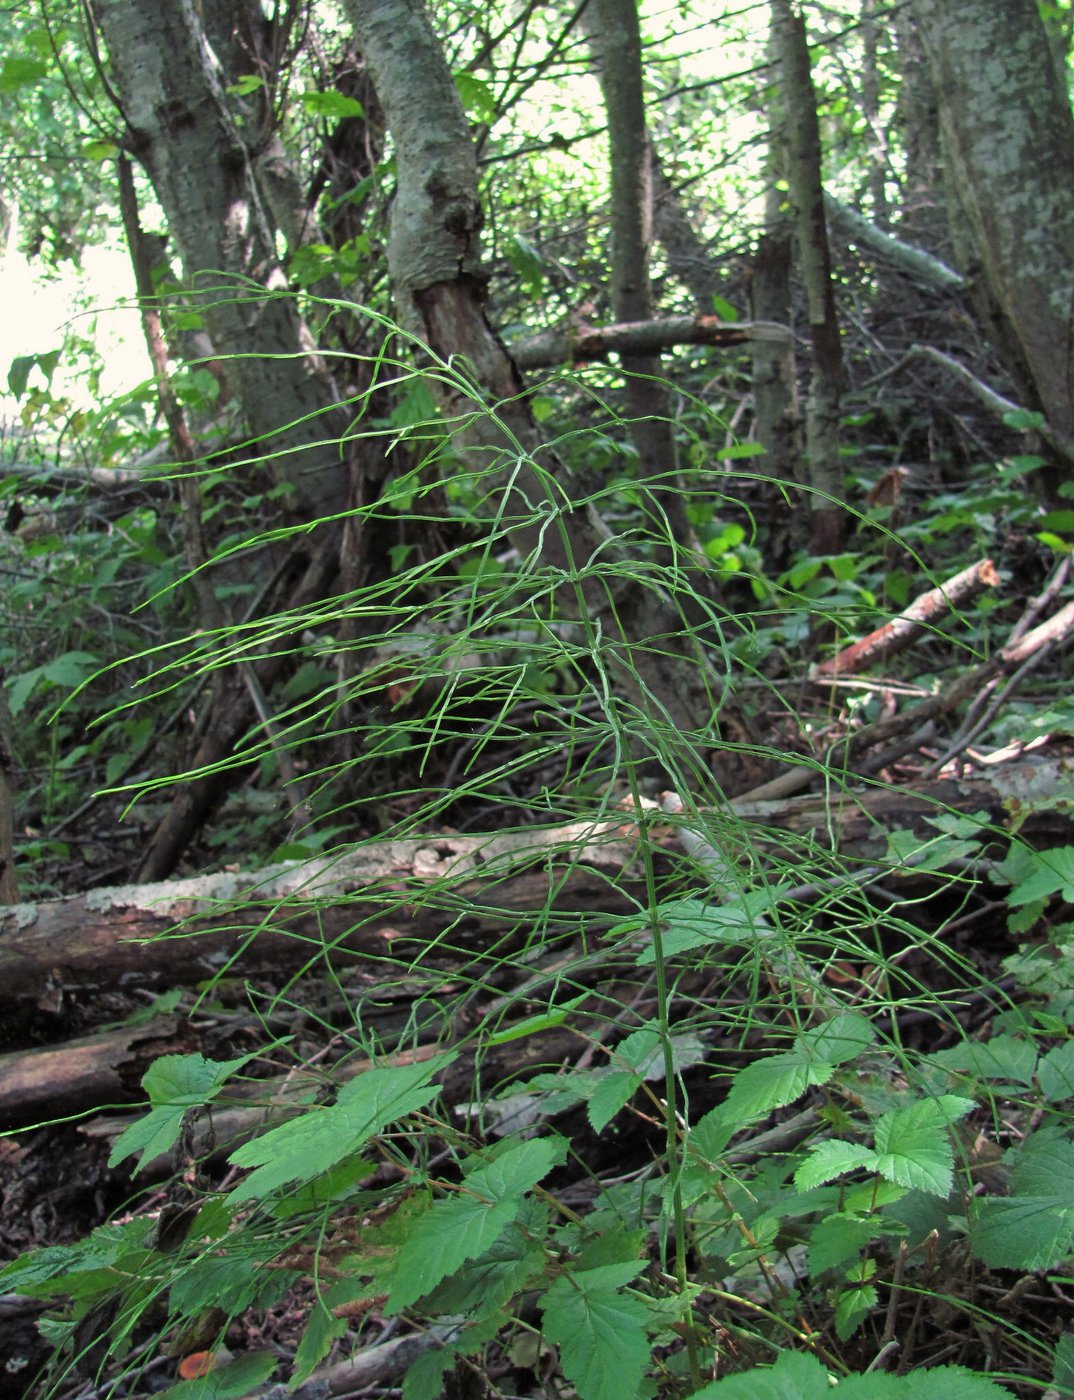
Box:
[914,0,1074,459]
[94,0,350,520]
[771,0,845,554]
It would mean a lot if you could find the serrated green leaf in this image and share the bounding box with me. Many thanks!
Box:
[931,1035,1038,1087]
[403,1345,457,1400]
[291,1302,348,1387]
[798,1013,875,1065]
[689,1349,830,1399]
[423,1200,548,1319]
[0,1220,152,1296]
[169,1251,269,1316]
[871,1097,972,1196]
[228,1055,452,1202]
[1006,847,1074,906]
[6,665,41,716]
[971,1129,1074,1269]
[842,1365,1015,1399]
[807,1213,877,1274]
[540,1262,650,1400]
[1038,1041,1074,1101]
[723,1051,833,1123]
[110,1050,262,1172]
[688,1106,736,1162]
[388,1136,565,1311]
[1053,1331,1074,1398]
[794,1140,878,1192]
[692,1354,1013,1400]
[834,1282,877,1339]
[42,650,99,688]
[886,828,979,872]
[588,1071,642,1132]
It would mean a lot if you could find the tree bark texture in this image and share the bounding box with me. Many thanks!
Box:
[94,0,351,521]
[913,0,1074,475]
[751,182,801,561]
[0,821,645,1017]
[771,0,846,554]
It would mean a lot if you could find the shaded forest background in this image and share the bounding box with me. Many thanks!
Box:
[2,0,1074,1397]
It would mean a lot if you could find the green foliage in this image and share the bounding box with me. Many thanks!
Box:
[4,1,1074,1392]
[690,1351,1013,1399]
[110,1050,265,1173]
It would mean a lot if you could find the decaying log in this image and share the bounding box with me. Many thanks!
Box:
[2,760,1071,1026]
[0,821,641,1018]
[78,1025,589,1174]
[0,1017,186,1126]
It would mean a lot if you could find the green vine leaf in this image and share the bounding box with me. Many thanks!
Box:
[871,1096,973,1196]
[689,1350,1014,1398]
[110,1050,264,1174]
[971,1129,1074,1269]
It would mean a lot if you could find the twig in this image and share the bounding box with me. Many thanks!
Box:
[812,558,998,679]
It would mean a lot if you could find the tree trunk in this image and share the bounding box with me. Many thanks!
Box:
[750,183,802,564]
[584,0,692,555]
[913,0,1074,489]
[94,0,351,522]
[771,0,846,555]
[342,0,742,775]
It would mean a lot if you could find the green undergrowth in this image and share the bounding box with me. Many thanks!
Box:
[4,348,1074,1399]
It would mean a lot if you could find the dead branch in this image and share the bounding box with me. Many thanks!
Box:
[510,314,792,370]
[812,558,999,679]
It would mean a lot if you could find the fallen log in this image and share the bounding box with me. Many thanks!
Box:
[0,1017,187,1127]
[1,758,1070,1022]
[0,821,642,1025]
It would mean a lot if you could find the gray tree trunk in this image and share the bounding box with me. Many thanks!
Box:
[913,0,1074,483]
[771,0,846,555]
[750,184,801,564]
[94,0,350,521]
[343,0,752,782]
[584,0,693,555]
